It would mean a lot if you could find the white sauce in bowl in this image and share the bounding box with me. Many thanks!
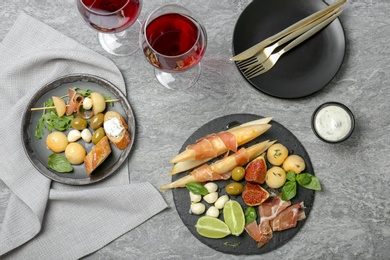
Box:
[313,104,353,142]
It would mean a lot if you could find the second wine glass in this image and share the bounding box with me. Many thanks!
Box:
[140,4,207,90]
[76,0,142,56]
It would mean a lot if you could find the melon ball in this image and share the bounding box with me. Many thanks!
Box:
[266,143,289,166]
[65,143,86,165]
[46,132,69,153]
[265,166,287,189]
[282,155,306,174]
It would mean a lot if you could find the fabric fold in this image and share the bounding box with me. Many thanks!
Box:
[0,12,168,259]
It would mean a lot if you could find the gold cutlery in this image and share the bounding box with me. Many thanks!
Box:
[236,7,340,70]
[230,0,346,62]
[242,10,343,79]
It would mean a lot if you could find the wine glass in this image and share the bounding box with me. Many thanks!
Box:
[139,4,207,90]
[76,0,142,56]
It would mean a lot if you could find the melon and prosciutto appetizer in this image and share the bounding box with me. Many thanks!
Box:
[160,140,275,190]
[168,118,272,176]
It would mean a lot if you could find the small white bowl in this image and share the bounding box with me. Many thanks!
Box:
[311,102,355,143]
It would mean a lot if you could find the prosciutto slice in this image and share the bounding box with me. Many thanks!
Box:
[257,195,291,248]
[245,220,261,242]
[188,131,237,160]
[65,88,84,115]
[190,164,231,182]
[271,202,306,231]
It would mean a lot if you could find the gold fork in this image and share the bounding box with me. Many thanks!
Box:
[242,10,343,79]
[236,7,340,70]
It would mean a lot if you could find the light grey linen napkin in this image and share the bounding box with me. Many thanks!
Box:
[0,13,168,259]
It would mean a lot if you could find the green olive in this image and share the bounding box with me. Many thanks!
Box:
[92,127,106,144]
[71,117,88,130]
[232,166,245,181]
[225,182,244,195]
[90,113,104,130]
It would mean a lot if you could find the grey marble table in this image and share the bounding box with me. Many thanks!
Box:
[1,0,389,259]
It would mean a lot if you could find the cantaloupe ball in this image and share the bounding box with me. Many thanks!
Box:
[266,143,289,166]
[282,155,306,174]
[65,143,86,165]
[265,166,287,188]
[46,132,69,153]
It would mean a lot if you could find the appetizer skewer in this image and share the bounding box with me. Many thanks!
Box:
[161,140,276,190]
[30,99,119,111]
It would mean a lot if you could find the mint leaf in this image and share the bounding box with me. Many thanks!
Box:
[48,154,73,173]
[281,181,297,201]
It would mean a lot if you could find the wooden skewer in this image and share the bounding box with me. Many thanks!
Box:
[30,99,119,111]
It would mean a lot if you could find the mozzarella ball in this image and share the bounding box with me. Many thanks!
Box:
[65,143,86,164]
[190,202,206,215]
[283,155,306,174]
[214,195,229,209]
[46,132,68,153]
[266,166,287,188]
[67,129,81,142]
[266,143,289,166]
[81,128,92,143]
[203,192,218,204]
[189,192,201,203]
[82,97,93,110]
[204,182,218,193]
[206,206,220,218]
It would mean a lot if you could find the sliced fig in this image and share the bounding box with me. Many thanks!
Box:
[242,183,269,206]
[245,153,267,184]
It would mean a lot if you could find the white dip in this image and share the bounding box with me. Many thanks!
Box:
[104,117,124,138]
[314,105,352,142]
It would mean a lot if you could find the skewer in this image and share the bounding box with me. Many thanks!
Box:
[30,99,119,111]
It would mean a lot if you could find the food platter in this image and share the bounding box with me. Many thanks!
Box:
[21,74,135,185]
[232,0,346,98]
[172,114,315,254]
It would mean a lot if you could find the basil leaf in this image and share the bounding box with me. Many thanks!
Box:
[48,154,73,173]
[281,181,297,201]
[286,171,296,182]
[296,173,312,186]
[244,206,257,225]
[185,182,208,195]
[299,174,322,191]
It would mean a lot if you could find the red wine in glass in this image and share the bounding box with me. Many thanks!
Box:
[76,0,142,56]
[144,13,206,72]
[78,0,140,33]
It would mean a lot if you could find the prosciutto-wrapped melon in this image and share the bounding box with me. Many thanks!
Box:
[161,140,275,190]
[169,118,272,175]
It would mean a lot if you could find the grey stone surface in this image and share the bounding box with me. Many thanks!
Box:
[1,0,389,259]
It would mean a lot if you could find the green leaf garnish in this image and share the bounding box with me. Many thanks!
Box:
[48,154,73,173]
[185,182,209,195]
[298,174,322,191]
[223,242,241,248]
[244,206,257,225]
[281,181,297,201]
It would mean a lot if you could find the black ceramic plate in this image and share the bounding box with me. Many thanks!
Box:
[232,0,346,98]
[22,74,135,185]
[172,114,315,255]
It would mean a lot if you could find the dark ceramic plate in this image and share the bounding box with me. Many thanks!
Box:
[22,74,135,185]
[232,0,346,98]
[172,114,315,254]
